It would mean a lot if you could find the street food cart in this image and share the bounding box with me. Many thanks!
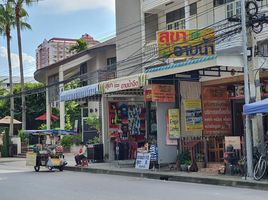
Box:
[25,129,78,172]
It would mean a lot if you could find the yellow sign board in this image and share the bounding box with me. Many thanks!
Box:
[26,152,37,166]
[168,109,180,139]
[184,100,203,131]
[157,29,215,58]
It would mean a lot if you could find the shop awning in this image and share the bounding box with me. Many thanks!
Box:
[145,55,243,79]
[243,98,268,115]
[99,73,147,93]
[60,83,99,102]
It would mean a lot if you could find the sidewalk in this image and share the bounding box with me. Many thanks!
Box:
[64,153,268,191]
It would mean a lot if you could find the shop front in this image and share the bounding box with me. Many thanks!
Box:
[100,74,147,161]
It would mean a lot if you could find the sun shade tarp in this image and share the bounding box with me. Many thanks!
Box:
[243,98,268,114]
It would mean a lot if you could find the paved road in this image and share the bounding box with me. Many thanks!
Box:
[0,160,267,200]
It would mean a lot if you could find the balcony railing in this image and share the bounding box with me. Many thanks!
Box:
[142,0,173,12]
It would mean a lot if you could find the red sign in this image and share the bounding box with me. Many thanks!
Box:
[202,86,232,136]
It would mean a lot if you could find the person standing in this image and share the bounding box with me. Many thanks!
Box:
[75,142,88,166]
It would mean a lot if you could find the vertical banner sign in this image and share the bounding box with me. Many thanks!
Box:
[184,100,203,131]
[167,109,181,139]
[157,29,215,58]
[202,86,232,136]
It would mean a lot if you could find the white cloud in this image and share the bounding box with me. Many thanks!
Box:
[0,45,36,76]
[40,0,115,13]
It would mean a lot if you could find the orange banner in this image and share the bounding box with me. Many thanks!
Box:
[151,84,175,103]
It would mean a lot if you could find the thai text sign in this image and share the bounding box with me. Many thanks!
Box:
[168,109,181,139]
[157,29,215,58]
[151,84,175,102]
[202,86,232,136]
[184,100,203,131]
[225,136,241,150]
[100,74,146,93]
[135,152,151,170]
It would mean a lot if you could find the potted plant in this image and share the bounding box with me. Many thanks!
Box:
[196,153,205,170]
[177,150,191,171]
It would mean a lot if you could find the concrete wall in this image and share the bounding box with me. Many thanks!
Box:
[156,102,177,164]
[116,0,143,77]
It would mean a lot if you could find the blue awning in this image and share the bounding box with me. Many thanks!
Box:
[60,83,99,102]
[243,98,268,115]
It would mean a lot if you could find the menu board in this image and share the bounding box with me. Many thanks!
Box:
[202,86,232,136]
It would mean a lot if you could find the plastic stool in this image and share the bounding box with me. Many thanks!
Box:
[81,158,88,167]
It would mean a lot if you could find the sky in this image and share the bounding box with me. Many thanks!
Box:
[0,0,115,79]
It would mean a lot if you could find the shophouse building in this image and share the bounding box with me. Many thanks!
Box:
[112,0,268,166]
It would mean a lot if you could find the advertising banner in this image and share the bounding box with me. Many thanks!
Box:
[167,109,180,139]
[157,29,215,59]
[151,84,175,102]
[135,152,151,170]
[202,86,232,136]
[184,100,203,131]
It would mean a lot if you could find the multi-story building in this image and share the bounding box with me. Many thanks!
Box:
[36,34,99,70]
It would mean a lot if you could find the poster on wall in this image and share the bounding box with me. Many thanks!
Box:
[151,84,175,102]
[167,109,180,139]
[202,86,232,136]
[184,100,203,131]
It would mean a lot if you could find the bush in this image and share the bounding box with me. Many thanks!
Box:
[18,130,28,143]
[177,150,191,165]
[60,134,82,148]
[88,136,100,145]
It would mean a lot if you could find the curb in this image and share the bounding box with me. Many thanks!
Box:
[64,166,268,191]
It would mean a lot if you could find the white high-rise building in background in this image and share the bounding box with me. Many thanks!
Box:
[36,33,99,70]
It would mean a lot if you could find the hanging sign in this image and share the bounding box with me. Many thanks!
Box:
[157,29,215,59]
[135,152,151,170]
[184,100,203,131]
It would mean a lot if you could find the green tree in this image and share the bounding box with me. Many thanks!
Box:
[9,0,36,131]
[0,2,16,136]
[69,38,88,53]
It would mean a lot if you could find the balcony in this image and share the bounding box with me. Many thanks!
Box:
[142,0,173,12]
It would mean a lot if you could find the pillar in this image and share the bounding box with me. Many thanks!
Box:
[59,66,65,130]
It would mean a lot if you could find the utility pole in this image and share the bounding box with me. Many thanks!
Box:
[241,0,254,178]
[248,32,265,153]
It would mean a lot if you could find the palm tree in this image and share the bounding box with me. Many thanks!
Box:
[9,0,37,130]
[0,2,16,136]
[69,38,89,53]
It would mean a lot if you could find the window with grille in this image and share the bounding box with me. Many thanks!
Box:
[190,2,197,16]
[226,0,240,18]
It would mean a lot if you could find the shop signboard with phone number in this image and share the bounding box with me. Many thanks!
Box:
[100,74,146,93]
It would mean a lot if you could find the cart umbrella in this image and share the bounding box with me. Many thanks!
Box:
[243,98,268,115]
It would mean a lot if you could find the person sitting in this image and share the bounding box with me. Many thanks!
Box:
[75,142,88,166]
